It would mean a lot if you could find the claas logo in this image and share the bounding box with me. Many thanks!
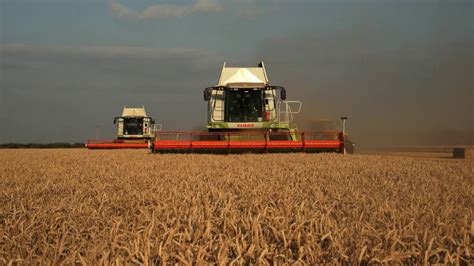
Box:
[237,123,255,128]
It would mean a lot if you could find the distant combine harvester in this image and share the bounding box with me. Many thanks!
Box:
[86,106,159,149]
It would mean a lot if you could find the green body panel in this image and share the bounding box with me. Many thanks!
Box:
[207,121,299,140]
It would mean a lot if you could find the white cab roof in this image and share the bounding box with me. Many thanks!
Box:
[217,62,269,88]
[122,106,147,117]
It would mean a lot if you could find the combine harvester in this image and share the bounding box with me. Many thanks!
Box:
[87,106,157,149]
[150,62,345,153]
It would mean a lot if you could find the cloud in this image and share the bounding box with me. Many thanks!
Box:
[256,29,473,148]
[1,44,212,61]
[108,0,222,20]
[0,44,224,142]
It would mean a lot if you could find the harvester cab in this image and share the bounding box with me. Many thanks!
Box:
[203,62,302,139]
[114,106,155,140]
[86,106,158,149]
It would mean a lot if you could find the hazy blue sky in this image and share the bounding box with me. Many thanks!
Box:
[0,0,472,148]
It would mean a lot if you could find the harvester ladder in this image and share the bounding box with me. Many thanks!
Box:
[211,90,225,121]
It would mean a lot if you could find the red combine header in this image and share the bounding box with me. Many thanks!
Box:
[151,131,344,153]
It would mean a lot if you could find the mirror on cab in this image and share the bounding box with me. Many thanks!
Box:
[280,87,286,100]
[204,87,212,101]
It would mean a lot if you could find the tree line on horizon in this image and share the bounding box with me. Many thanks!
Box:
[0,143,85,149]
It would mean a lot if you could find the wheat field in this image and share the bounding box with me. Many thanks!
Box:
[0,149,472,264]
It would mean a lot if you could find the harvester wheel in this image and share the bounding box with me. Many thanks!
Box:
[344,139,355,154]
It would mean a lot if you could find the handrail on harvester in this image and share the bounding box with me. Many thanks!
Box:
[277,101,302,124]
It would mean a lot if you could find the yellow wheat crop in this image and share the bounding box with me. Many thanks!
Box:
[0,149,472,264]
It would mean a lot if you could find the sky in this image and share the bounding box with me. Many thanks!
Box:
[0,0,472,149]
